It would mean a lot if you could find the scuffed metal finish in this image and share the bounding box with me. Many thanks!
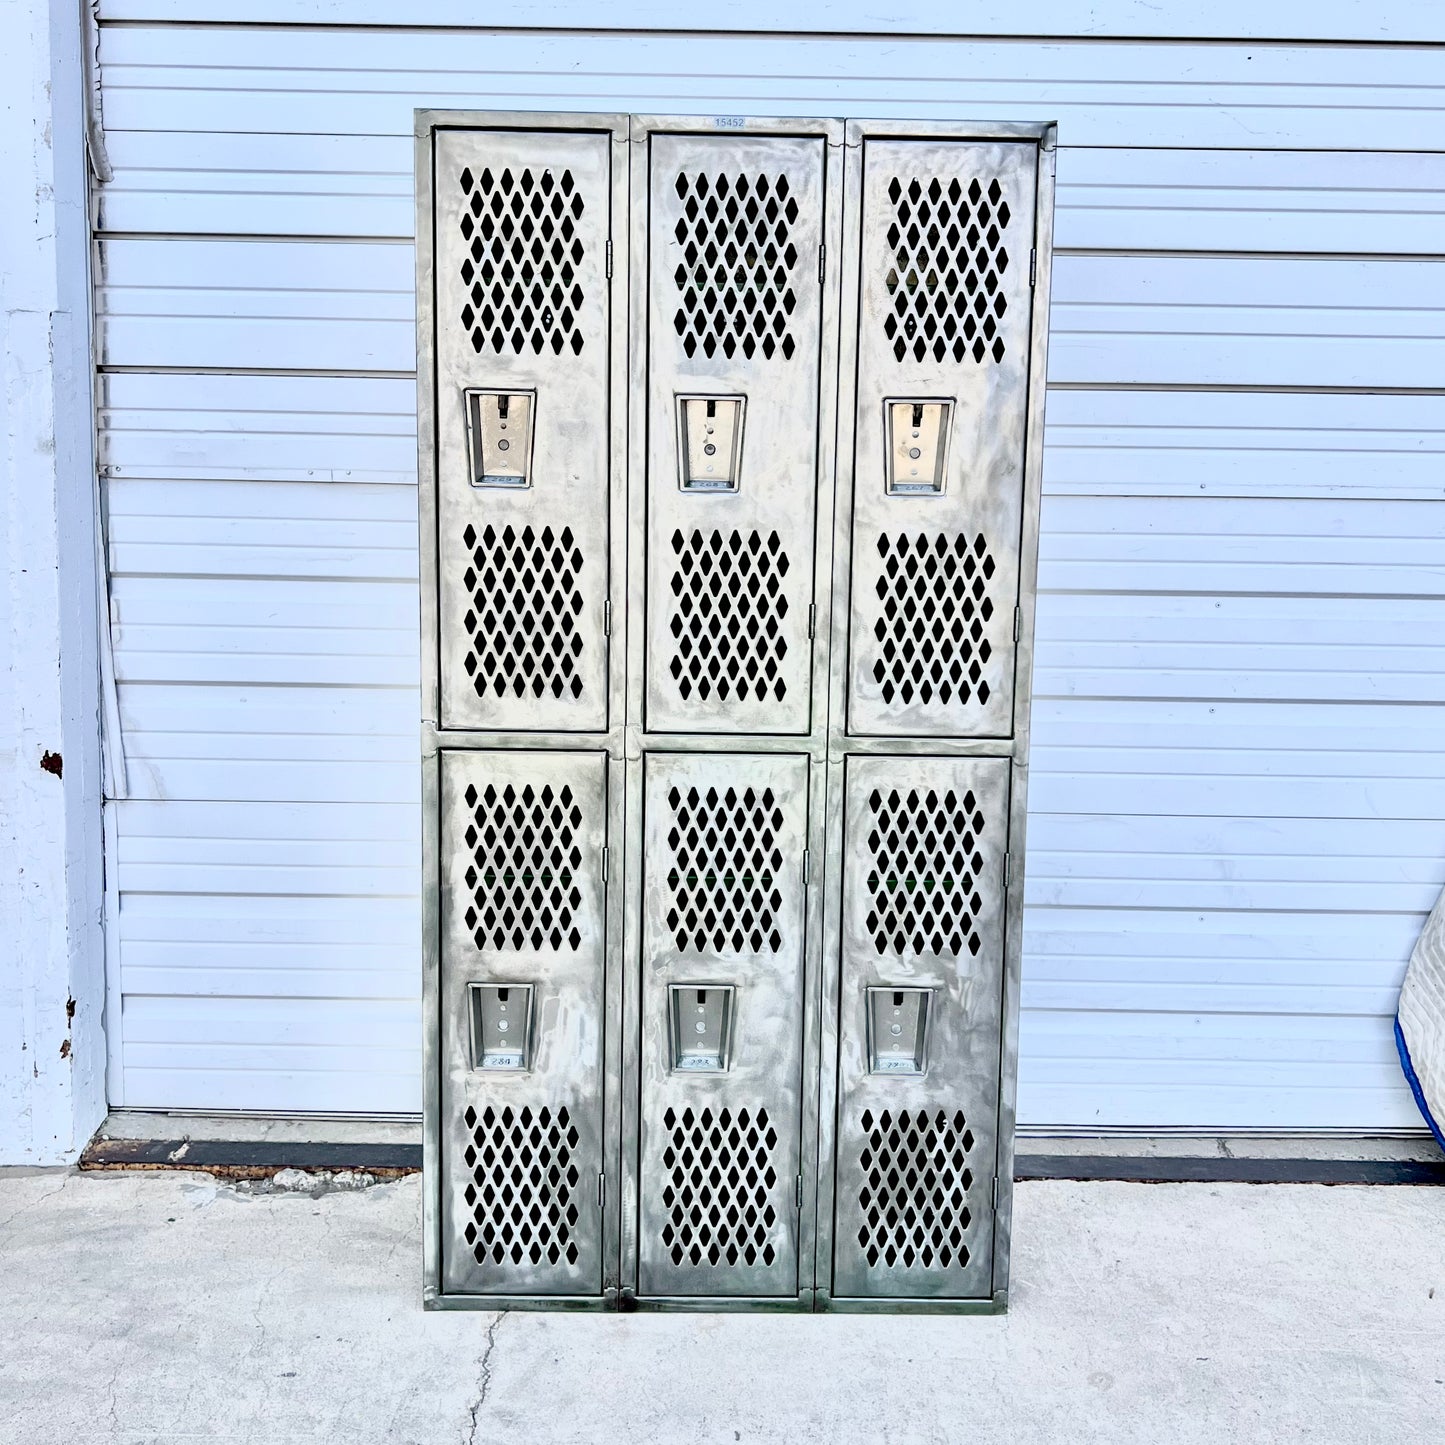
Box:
[435,129,614,732]
[420,111,1053,1311]
[440,749,609,1296]
[830,754,1010,1301]
[636,751,810,1297]
[844,140,1037,739]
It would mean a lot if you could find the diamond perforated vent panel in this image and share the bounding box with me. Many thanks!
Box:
[865,783,987,957]
[872,532,996,709]
[665,784,784,954]
[856,1108,974,1270]
[884,175,1011,365]
[459,164,586,356]
[461,523,585,702]
[661,1106,780,1267]
[672,172,801,361]
[462,1104,582,1266]
[667,528,790,704]
[462,779,583,951]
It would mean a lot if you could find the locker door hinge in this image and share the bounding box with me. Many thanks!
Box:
[604,598,612,636]
[1013,604,1021,643]
[599,1173,606,1209]
[802,848,811,884]
[992,1176,1000,1209]
[796,1174,804,1210]
[818,243,826,284]
[1004,851,1012,886]
[807,602,816,640]
[606,238,613,279]
[1029,248,1037,287]
[602,846,610,884]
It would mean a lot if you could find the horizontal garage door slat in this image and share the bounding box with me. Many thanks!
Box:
[98,139,1445,256]
[97,241,1445,388]
[93,27,1445,152]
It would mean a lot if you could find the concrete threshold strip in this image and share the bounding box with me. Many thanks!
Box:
[78,1135,1445,1187]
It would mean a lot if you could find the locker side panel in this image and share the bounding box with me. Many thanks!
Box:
[643,134,826,736]
[435,129,613,731]
[440,750,608,1296]
[636,752,810,1297]
[831,755,1010,1301]
[846,141,1037,739]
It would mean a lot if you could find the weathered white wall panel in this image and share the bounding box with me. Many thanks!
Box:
[93,18,1445,1126]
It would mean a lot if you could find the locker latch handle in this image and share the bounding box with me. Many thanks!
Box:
[464,388,536,489]
[884,397,953,496]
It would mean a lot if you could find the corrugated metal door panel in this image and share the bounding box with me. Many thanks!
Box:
[101,385,1445,502]
[100,375,419,484]
[97,240,1445,387]
[94,20,1445,1125]
[1018,1012,1425,1131]
[97,138,1445,254]
[121,996,420,1114]
[93,2,1440,43]
[94,26,1445,151]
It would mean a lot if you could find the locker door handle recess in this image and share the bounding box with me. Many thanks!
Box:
[884,398,953,495]
[667,984,736,1072]
[865,986,933,1075]
[676,394,745,491]
[464,388,536,488]
[467,982,535,1071]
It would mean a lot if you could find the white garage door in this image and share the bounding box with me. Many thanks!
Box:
[94,3,1445,1127]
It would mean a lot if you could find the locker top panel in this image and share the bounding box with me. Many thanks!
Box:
[434,126,617,734]
[643,131,829,737]
[845,138,1039,741]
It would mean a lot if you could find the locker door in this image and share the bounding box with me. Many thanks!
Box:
[831,755,1010,1301]
[440,750,609,1296]
[643,134,826,735]
[637,752,810,1297]
[434,129,613,732]
[845,141,1037,738]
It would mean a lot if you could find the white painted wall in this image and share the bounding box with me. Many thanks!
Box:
[1,0,107,1164]
[90,9,1445,1128]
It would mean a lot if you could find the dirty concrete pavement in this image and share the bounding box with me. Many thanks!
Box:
[1,1168,1441,1443]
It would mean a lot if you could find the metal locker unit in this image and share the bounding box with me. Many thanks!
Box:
[419,110,1053,1313]
[818,121,1055,1313]
[419,113,631,1310]
[620,117,842,1309]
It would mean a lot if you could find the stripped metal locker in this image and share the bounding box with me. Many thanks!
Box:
[819,122,1055,1312]
[419,114,630,1310]
[419,110,1054,1312]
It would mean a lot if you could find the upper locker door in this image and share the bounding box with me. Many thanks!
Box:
[435,128,613,732]
[644,134,826,735]
[846,141,1037,738]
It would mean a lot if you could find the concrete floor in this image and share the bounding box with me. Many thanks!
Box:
[1,1169,1441,1444]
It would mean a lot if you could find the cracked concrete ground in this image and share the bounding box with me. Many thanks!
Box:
[1,1169,1441,1444]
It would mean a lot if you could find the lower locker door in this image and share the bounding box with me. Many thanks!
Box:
[440,750,609,1296]
[637,752,810,1297]
[831,755,1010,1300]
